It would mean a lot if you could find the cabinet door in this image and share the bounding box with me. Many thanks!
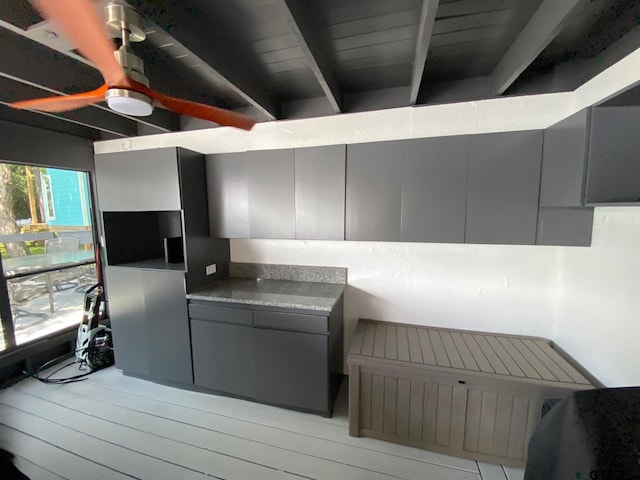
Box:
[206,152,252,238]
[466,131,543,245]
[536,208,593,246]
[254,328,328,412]
[104,267,150,377]
[401,137,468,242]
[144,270,192,384]
[95,149,181,211]
[191,319,255,397]
[346,141,403,241]
[207,149,295,239]
[295,145,346,240]
[586,106,640,203]
[539,110,589,207]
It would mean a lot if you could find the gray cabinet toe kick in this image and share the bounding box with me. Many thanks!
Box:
[188,298,344,417]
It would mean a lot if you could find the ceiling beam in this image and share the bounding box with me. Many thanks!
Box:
[489,0,584,96]
[128,0,279,121]
[409,0,439,105]
[275,0,342,113]
[0,20,179,134]
[0,75,138,137]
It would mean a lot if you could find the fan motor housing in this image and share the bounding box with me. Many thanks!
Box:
[105,3,146,42]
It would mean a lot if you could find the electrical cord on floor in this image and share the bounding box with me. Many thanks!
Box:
[22,348,106,385]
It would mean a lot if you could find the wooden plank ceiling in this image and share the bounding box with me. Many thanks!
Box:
[0,0,638,138]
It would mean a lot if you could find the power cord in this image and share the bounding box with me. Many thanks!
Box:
[22,344,112,385]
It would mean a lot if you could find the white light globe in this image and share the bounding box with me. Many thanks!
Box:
[106,95,153,116]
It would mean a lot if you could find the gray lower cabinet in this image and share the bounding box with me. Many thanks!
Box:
[105,267,150,377]
[466,131,543,245]
[105,267,193,384]
[254,329,327,412]
[188,300,343,416]
[191,319,255,397]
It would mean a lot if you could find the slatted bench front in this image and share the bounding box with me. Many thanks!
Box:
[347,319,594,467]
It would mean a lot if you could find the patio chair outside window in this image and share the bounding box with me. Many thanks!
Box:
[45,237,80,291]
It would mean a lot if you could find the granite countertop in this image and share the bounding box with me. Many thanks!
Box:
[187,277,345,312]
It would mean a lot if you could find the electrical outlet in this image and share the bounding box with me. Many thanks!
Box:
[206,263,217,276]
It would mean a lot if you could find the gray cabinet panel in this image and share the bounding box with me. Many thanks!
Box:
[104,267,150,377]
[206,152,252,238]
[207,149,295,239]
[191,319,255,397]
[295,145,346,240]
[253,310,328,334]
[145,270,193,384]
[254,329,327,412]
[536,208,593,246]
[401,137,468,243]
[586,106,640,203]
[95,149,181,211]
[466,131,543,245]
[346,141,403,241]
[188,303,252,326]
[248,149,295,239]
[539,110,589,207]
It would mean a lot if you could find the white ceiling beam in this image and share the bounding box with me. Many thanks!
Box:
[409,0,439,105]
[275,0,342,114]
[490,0,584,96]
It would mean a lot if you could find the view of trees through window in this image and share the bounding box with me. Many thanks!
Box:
[0,162,97,350]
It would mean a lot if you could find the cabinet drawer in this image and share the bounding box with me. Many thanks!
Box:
[188,302,252,326]
[254,310,328,334]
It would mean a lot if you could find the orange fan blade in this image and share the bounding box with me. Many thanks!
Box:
[9,84,107,112]
[30,0,126,86]
[130,82,256,131]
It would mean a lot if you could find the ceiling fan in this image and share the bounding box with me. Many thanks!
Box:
[9,0,256,130]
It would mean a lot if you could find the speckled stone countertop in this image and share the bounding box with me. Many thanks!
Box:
[187,263,346,311]
[187,278,344,311]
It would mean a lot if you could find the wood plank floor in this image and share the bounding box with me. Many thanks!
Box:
[0,365,525,480]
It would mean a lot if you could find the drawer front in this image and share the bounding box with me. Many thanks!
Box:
[254,310,328,334]
[188,302,253,326]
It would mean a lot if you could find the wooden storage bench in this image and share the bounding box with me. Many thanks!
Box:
[347,319,594,467]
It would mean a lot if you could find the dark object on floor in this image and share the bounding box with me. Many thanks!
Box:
[0,449,30,479]
[525,387,640,480]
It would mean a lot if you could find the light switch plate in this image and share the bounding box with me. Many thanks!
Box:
[206,263,217,276]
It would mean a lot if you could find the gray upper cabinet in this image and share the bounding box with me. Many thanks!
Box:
[295,145,346,240]
[95,148,181,211]
[346,141,403,241]
[540,106,640,206]
[346,137,469,243]
[537,208,593,247]
[540,110,590,208]
[586,106,640,203]
[207,149,295,239]
[466,131,543,245]
[401,137,468,243]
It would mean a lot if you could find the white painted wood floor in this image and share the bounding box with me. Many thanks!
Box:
[0,365,525,480]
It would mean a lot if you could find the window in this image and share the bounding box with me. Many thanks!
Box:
[0,163,97,350]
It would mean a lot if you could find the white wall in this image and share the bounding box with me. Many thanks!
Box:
[231,239,563,371]
[231,207,640,386]
[554,208,640,387]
